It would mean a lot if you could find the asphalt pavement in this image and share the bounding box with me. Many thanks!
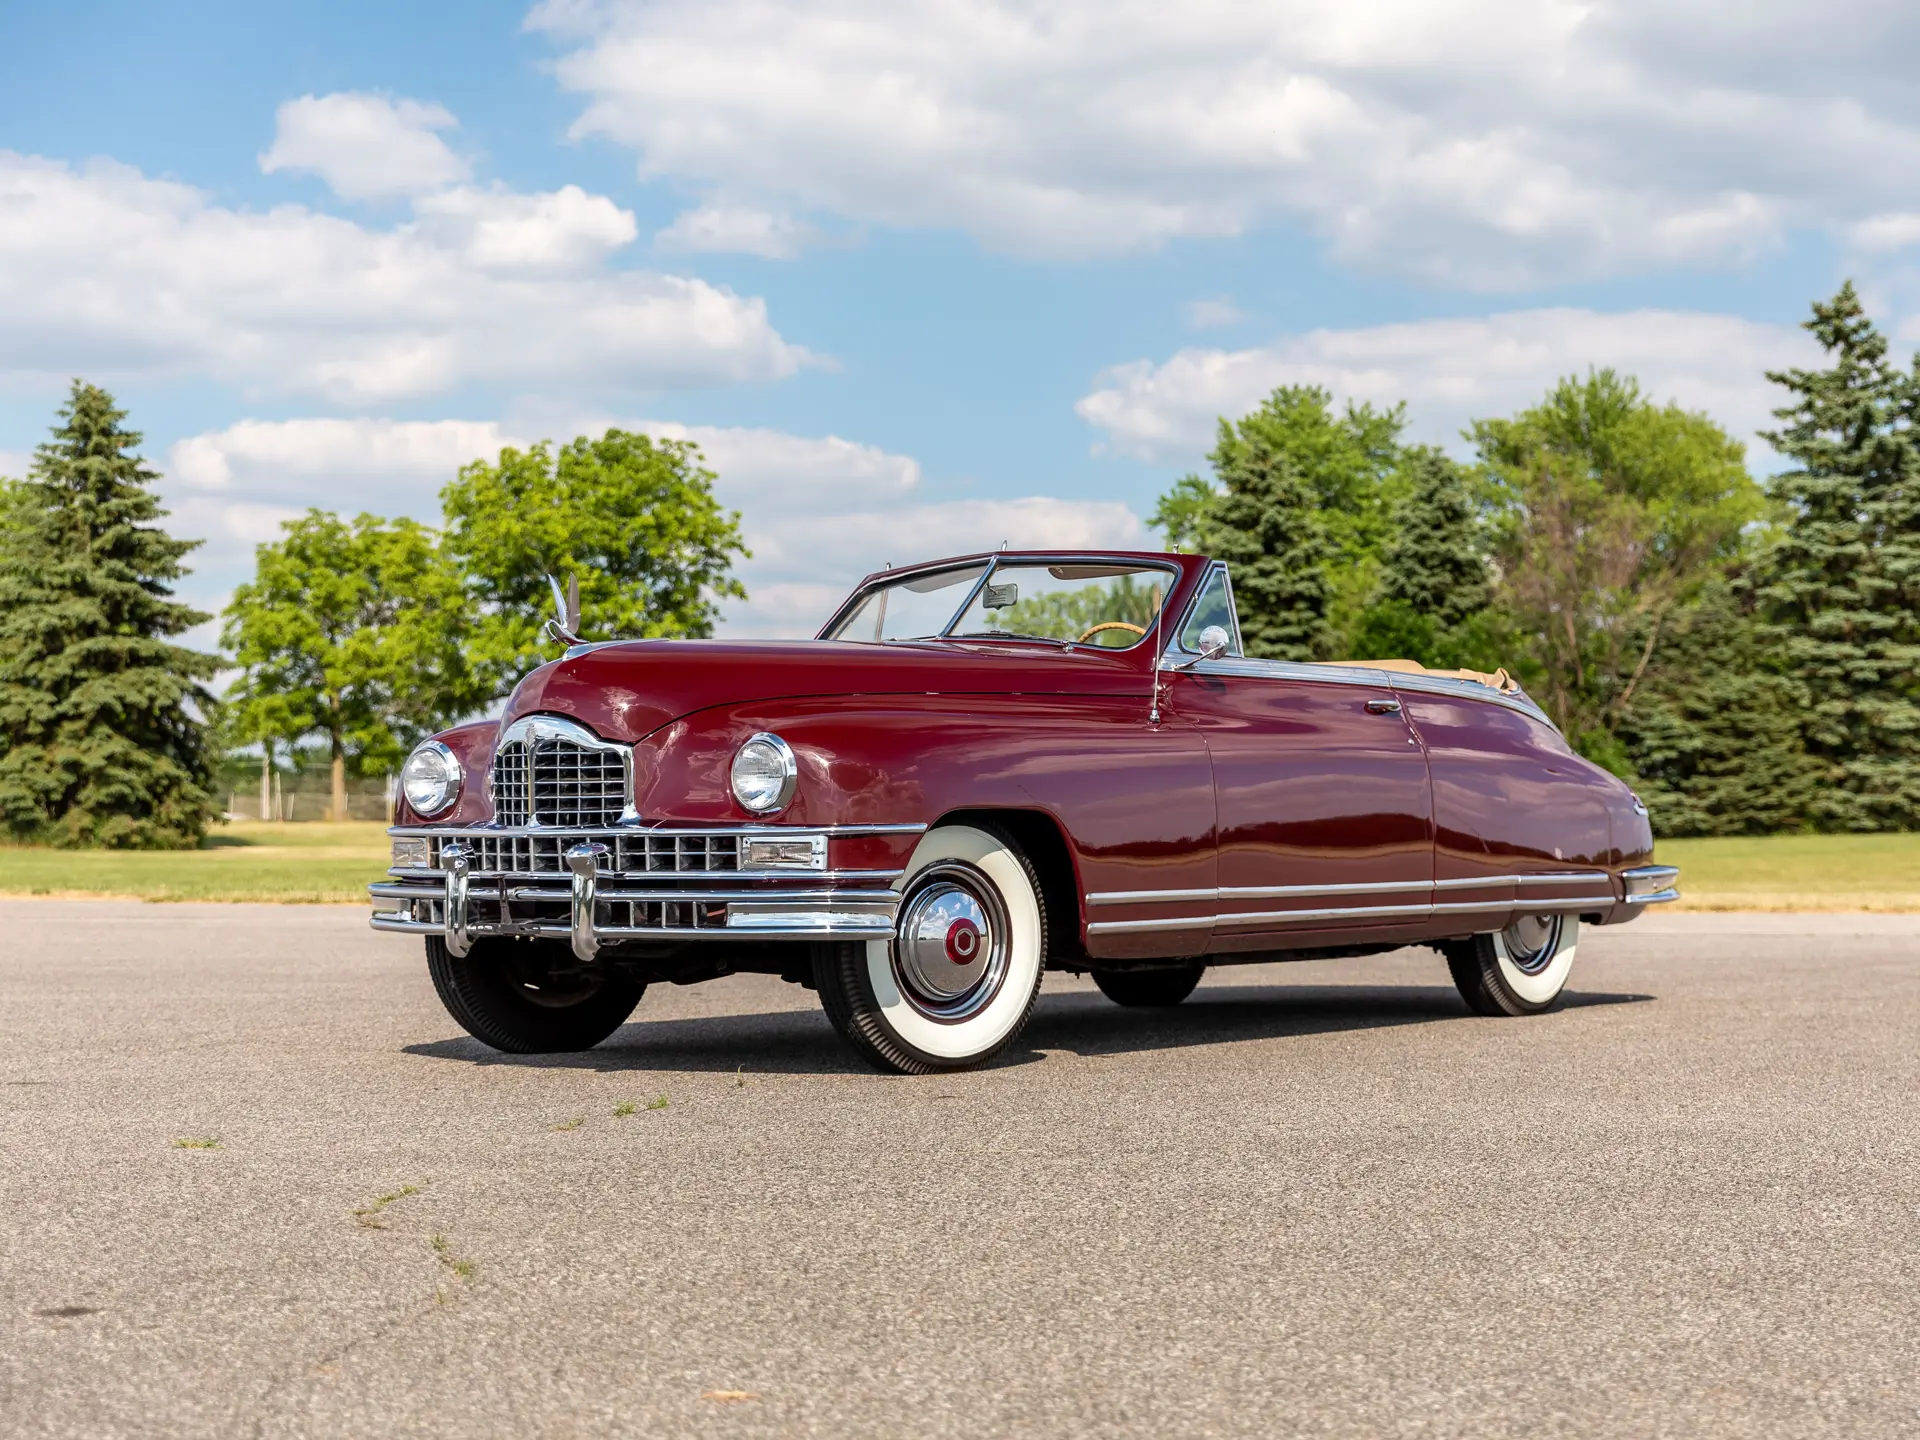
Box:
[1,902,1915,1438]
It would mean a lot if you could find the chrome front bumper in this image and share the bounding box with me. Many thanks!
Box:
[369,825,910,960]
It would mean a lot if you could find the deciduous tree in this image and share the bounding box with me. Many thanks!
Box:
[222,512,479,821]
[1472,370,1762,763]
[441,430,748,696]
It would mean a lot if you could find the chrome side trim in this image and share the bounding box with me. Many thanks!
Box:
[1215,902,1434,927]
[1432,871,1612,891]
[1086,887,1218,906]
[1085,916,1218,935]
[1223,879,1430,900]
[1088,874,1603,908]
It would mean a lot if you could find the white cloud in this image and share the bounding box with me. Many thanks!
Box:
[1076,308,1822,462]
[0,447,29,479]
[530,0,1920,283]
[655,200,816,259]
[1185,298,1247,330]
[260,93,469,201]
[413,185,638,269]
[0,149,805,402]
[159,415,1140,638]
[1851,213,1920,253]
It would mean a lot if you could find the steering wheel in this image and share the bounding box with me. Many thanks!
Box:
[1077,621,1148,644]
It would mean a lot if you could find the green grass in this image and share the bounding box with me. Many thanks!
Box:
[0,820,389,903]
[1657,832,1920,911]
[3,819,1918,911]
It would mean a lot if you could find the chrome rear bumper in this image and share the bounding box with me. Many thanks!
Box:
[1621,864,1681,906]
[369,828,905,960]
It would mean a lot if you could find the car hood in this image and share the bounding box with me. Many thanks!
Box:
[500,637,1154,743]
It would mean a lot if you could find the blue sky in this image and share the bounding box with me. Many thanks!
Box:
[3,0,1915,639]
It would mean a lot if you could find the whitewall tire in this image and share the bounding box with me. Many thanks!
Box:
[1445,913,1578,1017]
[813,824,1047,1074]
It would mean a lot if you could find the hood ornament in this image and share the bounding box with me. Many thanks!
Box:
[544,573,584,648]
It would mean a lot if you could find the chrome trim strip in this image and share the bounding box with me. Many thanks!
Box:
[1222,880,1429,900]
[388,863,905,884]
[1086,886,1218,906]
[1622,865,1681,906]
[1431,897,1601,915]
[1215,902,1434,926]
[1085,916,1218,935]
[1625,888,1680,906]
[369,913,896,942]
[1432,872,1612,891]
[726,902,896,934]
[387,822,929,838]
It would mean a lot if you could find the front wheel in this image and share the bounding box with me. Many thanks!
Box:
[814,824,1047,1074]
[1445,913,1578,1017]
[426,936,645,1053]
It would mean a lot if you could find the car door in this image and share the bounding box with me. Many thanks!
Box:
[1156,566,1436,951]
[1390,677,1616,928]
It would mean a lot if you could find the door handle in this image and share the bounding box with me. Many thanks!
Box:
[1365,698,1402,715]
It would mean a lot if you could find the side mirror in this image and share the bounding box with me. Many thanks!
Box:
[1169,625,1230,672]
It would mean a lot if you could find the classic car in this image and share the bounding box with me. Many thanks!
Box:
[370,549,1678,1074]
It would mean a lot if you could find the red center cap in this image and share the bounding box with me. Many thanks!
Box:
[945,917,981,964]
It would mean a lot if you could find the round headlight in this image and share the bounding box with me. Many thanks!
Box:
[730,733,797,814]
[401,740,462,817]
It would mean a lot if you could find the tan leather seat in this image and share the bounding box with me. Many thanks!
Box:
[1315,657,1517,692]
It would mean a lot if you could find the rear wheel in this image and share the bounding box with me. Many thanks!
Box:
[814,824,1046,1074]
[1091,963,1205,1008]
[426,936,645,1053]
[1445,913,1578,1017]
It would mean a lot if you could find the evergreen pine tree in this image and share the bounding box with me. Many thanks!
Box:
[1192,422,1330,660]
[0,381,218,846]
[1378,447,1489,626]
[1754,283,1920,829]
[1617,580,1820,835]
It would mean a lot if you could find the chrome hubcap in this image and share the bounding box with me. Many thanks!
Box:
[1503,913,1562,975]
[892,864,1009,1021]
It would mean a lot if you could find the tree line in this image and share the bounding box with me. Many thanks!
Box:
[0,392,745,844]
[0,282,1913,847]
[1160,283,1920,835]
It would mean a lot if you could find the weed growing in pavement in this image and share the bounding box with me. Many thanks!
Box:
[172,1137,221,1149]
[430,1233,474,1282]
[352,1183,423,1228]
[735,1066,746,1088]
[552,1117,585,1132]
[612,1101,636,1117]
[646,1095,669,1111]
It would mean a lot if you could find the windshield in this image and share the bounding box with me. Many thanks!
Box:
[826,560,1177,648]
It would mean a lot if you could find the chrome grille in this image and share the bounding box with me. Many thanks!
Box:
[433,832,740,875]
[490,736,628,828]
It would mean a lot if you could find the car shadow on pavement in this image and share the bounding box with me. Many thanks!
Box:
[1015,984,1651,1060]
[402,983,1652,1075]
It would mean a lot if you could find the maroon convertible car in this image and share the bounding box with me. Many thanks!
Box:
[371,550,1678,1073]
